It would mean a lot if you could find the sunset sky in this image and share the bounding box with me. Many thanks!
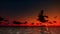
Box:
[0,0,60,26]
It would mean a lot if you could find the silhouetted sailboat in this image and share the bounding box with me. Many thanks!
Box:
[38,10,51,34]
[38,10,48,23]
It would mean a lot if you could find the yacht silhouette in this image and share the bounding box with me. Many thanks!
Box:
[38,10,48,23]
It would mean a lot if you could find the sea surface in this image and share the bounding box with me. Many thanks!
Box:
[0,26,60,34]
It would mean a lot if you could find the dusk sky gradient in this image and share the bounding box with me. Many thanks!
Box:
[0,0,60,25]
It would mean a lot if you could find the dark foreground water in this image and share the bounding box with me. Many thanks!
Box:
[0,26,60,34]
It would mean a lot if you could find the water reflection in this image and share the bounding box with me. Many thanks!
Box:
[0,27,60,34]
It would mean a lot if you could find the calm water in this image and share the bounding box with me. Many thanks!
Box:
[0,26,60,34]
